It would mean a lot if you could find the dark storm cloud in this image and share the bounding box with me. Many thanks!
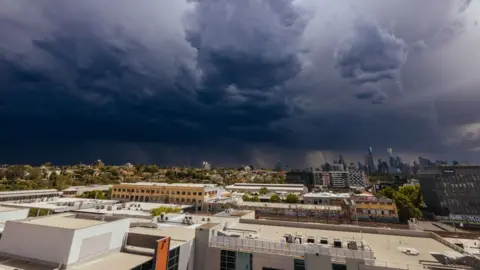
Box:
[335,18,408,103]
[0,0,479,166]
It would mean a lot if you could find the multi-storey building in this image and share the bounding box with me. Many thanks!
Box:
[111,182,219,204]
[419,165,480,220]
[351,196,399,223]
[286,171,315,190]
[302,192,350,206]
[329,171,349,189]
[347,170,367,187]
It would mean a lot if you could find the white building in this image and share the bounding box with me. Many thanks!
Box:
[202,161,211,170]
[62,185,113,197]
[0,210,476,270]
[0,213,133,268]
[0,189,61,202]
[302,192,350,205]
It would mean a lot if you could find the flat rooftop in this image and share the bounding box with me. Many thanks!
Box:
[237,201,342,211]
[0,254,53,270]
[231,222,457,269]
[75,202,191,217]
[117,182,216,188]
[0,206,24,213]
[1,197,118,211]
[14,214,106,229]
[69,252,152,270]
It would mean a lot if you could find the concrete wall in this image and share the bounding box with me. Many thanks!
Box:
[126,232,162,249]
[178,240,194,270]
[252,252,293,270]
[0,221,74,265]
[67,218,131,264]
[305,253,332,270]
[0,209,29,222]
[241,218,431,238]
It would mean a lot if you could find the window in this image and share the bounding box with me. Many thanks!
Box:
[167,247,180,270]
[294,259,305,270]
[332,263,347,270]
[221,250,236,270]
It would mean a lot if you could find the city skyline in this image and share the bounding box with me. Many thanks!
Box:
[1,1,480,166]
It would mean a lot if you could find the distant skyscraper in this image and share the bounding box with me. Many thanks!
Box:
[365,147,375,174]
[202,161,211,170]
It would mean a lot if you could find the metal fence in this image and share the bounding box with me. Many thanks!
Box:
[210,235,374,263]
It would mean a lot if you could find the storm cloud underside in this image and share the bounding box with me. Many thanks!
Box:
[0,0,480,166]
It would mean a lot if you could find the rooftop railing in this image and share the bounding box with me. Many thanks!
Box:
[210,236,432,269]
[210,235,374,263]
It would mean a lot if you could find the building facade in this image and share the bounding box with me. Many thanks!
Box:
[347,170,366,187]
[329,171,349,189]
[111,182,218,204]
[352,196,398,223]
[286,171,315,190]
[419,165,480,219]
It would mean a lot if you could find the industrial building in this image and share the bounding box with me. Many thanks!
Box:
[1,197,118,214]
[111,182,219,204]
[303,192,350,205]
[0,189,61,202]
[225,183,308,194]
[0,208,476,270]
[351,196,399,223]
[62,185,113,197]
[418,165,480,220]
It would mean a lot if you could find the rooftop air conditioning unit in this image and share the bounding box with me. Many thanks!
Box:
[333,238,342,248]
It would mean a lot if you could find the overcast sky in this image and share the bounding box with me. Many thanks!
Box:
[0,0,479,167]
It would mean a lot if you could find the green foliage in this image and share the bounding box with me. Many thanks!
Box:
[150,206,181,216]
[378,185,423,222]
[378,187,395,199]
[28,208,49,217]
[269,194,281,203]
[78,190,108,199]
[394,192,422,222]
[259,187,269,195]
[284,193,299,204]
[242,194,260,202]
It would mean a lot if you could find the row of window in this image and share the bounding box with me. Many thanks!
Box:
[220,250,347,270]
[167,247,180,270]
[111,195,199,203]
[114,188,209,196]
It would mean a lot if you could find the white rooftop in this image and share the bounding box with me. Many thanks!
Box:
[231,222,458,270]
[303,192,351,198]
[13,213,107,229]
[0,189,60,198]
[1,197,118,211]
[74,202,192,217]
[70,252,152,270]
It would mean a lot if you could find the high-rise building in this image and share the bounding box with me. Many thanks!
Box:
[347,170,366,187]
[202,161,211,170]
[364,147,375,174]
[418,165,480,219]
[286,171,315,190]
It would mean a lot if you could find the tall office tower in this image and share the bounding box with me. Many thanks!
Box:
[418,165,480,219]
[202,161,211,170]
[364,147,375,174]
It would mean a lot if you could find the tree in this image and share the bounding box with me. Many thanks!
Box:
[250,195,260,202]
[242,194,251,201]
[150,206,181,216]
[270,194,281,203]
[378,187,395,200]
[285,193,299,204]
[259,187,269,195]
[394,192,422,222]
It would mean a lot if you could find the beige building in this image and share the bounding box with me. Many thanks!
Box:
[111,182,218,204]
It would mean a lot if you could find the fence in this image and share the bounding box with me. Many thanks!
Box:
[210,235,374,263]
